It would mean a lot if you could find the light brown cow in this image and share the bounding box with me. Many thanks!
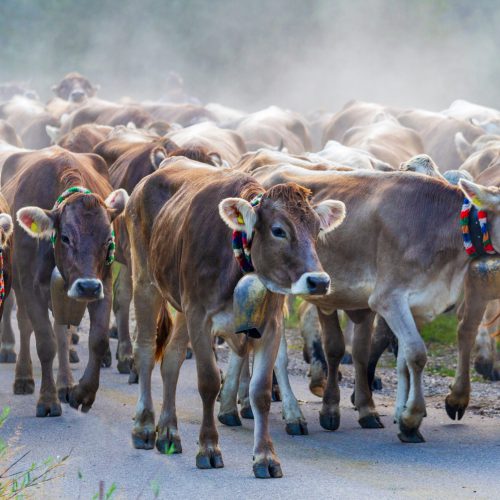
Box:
[253,166,495,442]
[51,72,99,103]
[125,158,345,478]
[3,147,127,417]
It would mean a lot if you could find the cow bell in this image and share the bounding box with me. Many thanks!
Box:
[50,266,87,326]
[233,273,268,338]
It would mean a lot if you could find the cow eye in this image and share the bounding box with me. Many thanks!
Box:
[271,226,287,239]
[61,234,70,245]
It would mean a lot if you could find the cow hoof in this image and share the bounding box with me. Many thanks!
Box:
[271,385,281,402]
[156,430,182,454]
[117,358,132,374]
[371,377,383,391]
[68,385,95,413]
[128,369,139,384]
[309,383,324,398]
[253,459,283,479]
[0,348,16,363]
[350,391,355,407]
[240,405,254,419]
[101,345,112,368]
[196,449,224,469]
[218,411,242,427]
[285,421,308,436]
[71,332,80,345]
[338,370,343,382]
[341,352,353,365]
[108,326,118,339]
[185,348,193,360]
[13,378,35,394]
[319,411,340,431]
[359,414,384,429]
[397,423,425,443]
[69,348,79,364]
[132,428,156,450]
[444,397,466,421]
[58,386,73,403]
[36,400,62,417]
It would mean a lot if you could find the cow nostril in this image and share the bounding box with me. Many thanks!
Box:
[76,280,101,296]
[306,276,330,295]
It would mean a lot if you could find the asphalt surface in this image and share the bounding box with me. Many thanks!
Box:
[1,327,499,499]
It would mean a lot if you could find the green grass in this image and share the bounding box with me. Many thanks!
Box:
[421,314,458,345]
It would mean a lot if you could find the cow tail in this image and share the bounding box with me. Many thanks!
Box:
[155,303,172,362]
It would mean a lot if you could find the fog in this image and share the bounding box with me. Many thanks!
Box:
[1,0,499,112]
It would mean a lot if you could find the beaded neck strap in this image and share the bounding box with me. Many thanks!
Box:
[460,197,496,258]
[232,193,263,273]
[50,186,116,265]
[0,248,5,308]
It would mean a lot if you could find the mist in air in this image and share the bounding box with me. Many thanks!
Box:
[1,0,499,112]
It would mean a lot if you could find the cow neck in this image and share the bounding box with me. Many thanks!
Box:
[50,186,116,266]
[232,193,263,273]
[460,198,497,258]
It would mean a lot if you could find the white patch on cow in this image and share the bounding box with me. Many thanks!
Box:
[290,272,331,295]
[219,198,257,236]
[16,207,54,239]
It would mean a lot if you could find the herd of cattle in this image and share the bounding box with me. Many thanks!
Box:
[1,72,500,478]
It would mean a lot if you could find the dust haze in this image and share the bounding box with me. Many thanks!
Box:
[1,0,499,112]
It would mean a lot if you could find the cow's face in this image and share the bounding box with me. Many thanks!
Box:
[17,190,128,302]
[220,183,345,295]
[460,179,500,253]
[52,73,99,103]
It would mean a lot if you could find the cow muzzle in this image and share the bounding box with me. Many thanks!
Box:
[69,90,86,102]
[68,278,104,301]
[291,272,331,296]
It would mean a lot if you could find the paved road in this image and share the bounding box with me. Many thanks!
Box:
[1,330,499,499]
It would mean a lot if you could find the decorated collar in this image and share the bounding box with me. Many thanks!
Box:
[460,198,496,258]
[50,186,116,265]
[232,193,263,273]
[0,247,6,307]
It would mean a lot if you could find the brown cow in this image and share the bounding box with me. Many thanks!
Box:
[125,158,345,477]
[0,120,22,147]
[51,72,99,103]
[3,147,127,417]
[57,124,113,154]
[253,166,495,442]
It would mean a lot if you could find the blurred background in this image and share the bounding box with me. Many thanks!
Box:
[1,0,499,111]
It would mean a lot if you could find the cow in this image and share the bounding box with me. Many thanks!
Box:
[125,157,345,477]
[3,146,127,417]
[444,99,500,135]
[56,124,113,154]
[252,165,495,442]
[142,102,216,127]
[0,95,46,134]
[0,195,15,363]
[0,82,38,102]
[51,72,99,103]
[397,109,484,172]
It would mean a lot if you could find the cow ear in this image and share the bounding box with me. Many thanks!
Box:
[105,189,129,221]
[51,84,59,95]
[17,207,55,239]
[46,125,60,144]
[315,200,346,234]
[219,198,257,235]
[455,132,472,161]
[150,147,166,170]
[0,214,13,245]
[92,84,100,94]
[459,179,500,211]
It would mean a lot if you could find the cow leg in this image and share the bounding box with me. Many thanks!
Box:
[238,355,253,418]
[114,265,133,374]
[131,281,162,449]
[373,296,426,443]
[317,309,345,431]
[251,317,283,479]
[68,326,80,363]
[68,278,112,413]
[352,312,384,429]
[342,317,354,364]
[218,349,245,427]
[445,289,487,420]
[55,324,74,403]
[13,291,34,395]
[0,294,16,363]
[473,300,500,381]
[157,312,188,454]
[274,327,307,436]
[188,310,223,469]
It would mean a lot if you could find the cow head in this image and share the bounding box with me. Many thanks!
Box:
[460,179,500,252]
[0,214,13,247]
[17,189,128,301]
[219,182,345,295]
[52,72,99,103]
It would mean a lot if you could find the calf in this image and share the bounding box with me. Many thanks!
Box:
[126,158,345,477]
[3,147,127,416]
